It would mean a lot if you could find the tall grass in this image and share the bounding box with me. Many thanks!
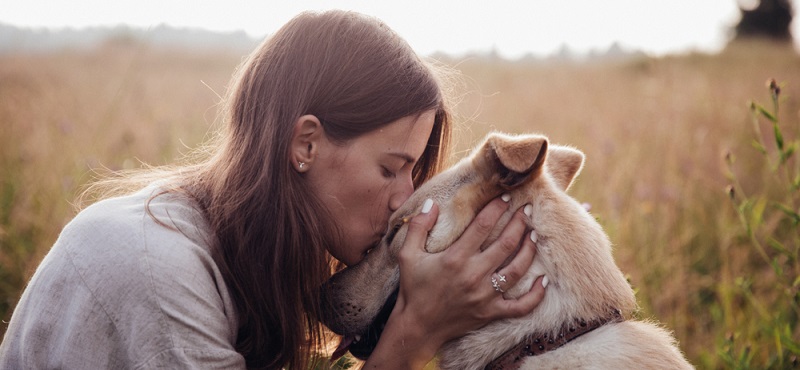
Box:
[1,39,798,368]
[0,42,238,329]
[722,78,800,369]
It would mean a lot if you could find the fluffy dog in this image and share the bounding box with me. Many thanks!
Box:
[321,132,693,369]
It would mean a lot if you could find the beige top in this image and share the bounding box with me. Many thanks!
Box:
[0,184,245,369]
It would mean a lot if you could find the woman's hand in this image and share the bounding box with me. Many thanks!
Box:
[363,196,546,369]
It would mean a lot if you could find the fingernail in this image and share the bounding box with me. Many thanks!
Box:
[421,199,434,214]
[523,204,532,216]
[530,229,538,243]
[501,193,511,202]
[542,275,549,288]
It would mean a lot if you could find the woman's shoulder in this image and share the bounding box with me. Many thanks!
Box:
[44,184,240,360]
[59,184,217,286]
[62,184,212,257]
[71,184,209,240]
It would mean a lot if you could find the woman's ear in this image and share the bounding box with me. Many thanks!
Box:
[291,115,323,172]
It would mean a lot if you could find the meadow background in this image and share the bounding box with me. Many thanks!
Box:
[1,37,799,368]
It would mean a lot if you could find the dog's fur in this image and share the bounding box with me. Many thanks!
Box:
[321,132,693,369]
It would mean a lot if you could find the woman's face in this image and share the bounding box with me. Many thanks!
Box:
[307,110,436,266]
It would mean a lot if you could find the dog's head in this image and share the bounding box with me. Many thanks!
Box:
[320,132,611,359]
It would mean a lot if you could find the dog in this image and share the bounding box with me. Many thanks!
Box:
[321,132,693,369]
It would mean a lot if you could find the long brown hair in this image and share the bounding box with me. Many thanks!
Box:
[83,10,453,369]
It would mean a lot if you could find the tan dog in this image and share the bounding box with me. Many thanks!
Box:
[321,132,693,369]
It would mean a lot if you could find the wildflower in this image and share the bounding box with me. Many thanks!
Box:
[767,78,781,98]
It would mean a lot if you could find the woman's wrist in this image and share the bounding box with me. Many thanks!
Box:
[362,303,442,369]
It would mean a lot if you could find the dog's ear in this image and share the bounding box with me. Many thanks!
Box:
[480,133,548,189]
[547,145,585,190]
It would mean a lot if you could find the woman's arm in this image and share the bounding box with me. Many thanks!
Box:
[363,197,546,369]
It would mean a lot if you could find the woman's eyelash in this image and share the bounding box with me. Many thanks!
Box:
[382,166,396,178]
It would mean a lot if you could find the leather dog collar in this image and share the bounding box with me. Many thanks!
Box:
[484,309,625,370]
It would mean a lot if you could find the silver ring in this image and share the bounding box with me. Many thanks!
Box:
[491,274,507,293]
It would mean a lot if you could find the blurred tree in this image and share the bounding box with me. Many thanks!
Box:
[734,0,794,41]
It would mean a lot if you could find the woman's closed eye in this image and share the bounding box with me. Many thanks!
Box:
[381,166,397,179]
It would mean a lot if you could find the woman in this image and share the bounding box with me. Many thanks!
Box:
[0,10,545,369]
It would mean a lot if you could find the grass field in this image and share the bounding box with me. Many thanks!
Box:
[1,39,799,368]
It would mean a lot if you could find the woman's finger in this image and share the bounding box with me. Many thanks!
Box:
[493,221,537,293]
[449,196,511,257]
[402,199,439,254]
[480,206,530,271]
[493,275,547,319]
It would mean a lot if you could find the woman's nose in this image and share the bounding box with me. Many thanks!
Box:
[389,176,414,212]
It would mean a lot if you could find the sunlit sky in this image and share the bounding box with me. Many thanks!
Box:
[4,0,798,57]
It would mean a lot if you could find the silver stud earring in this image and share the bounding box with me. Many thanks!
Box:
[298,161,306,170]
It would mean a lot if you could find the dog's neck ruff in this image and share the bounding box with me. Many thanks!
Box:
[484,309,624,370]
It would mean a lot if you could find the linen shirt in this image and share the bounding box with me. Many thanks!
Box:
[0,184,245,369]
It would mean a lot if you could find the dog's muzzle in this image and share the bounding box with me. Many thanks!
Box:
[346,289,398,360]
